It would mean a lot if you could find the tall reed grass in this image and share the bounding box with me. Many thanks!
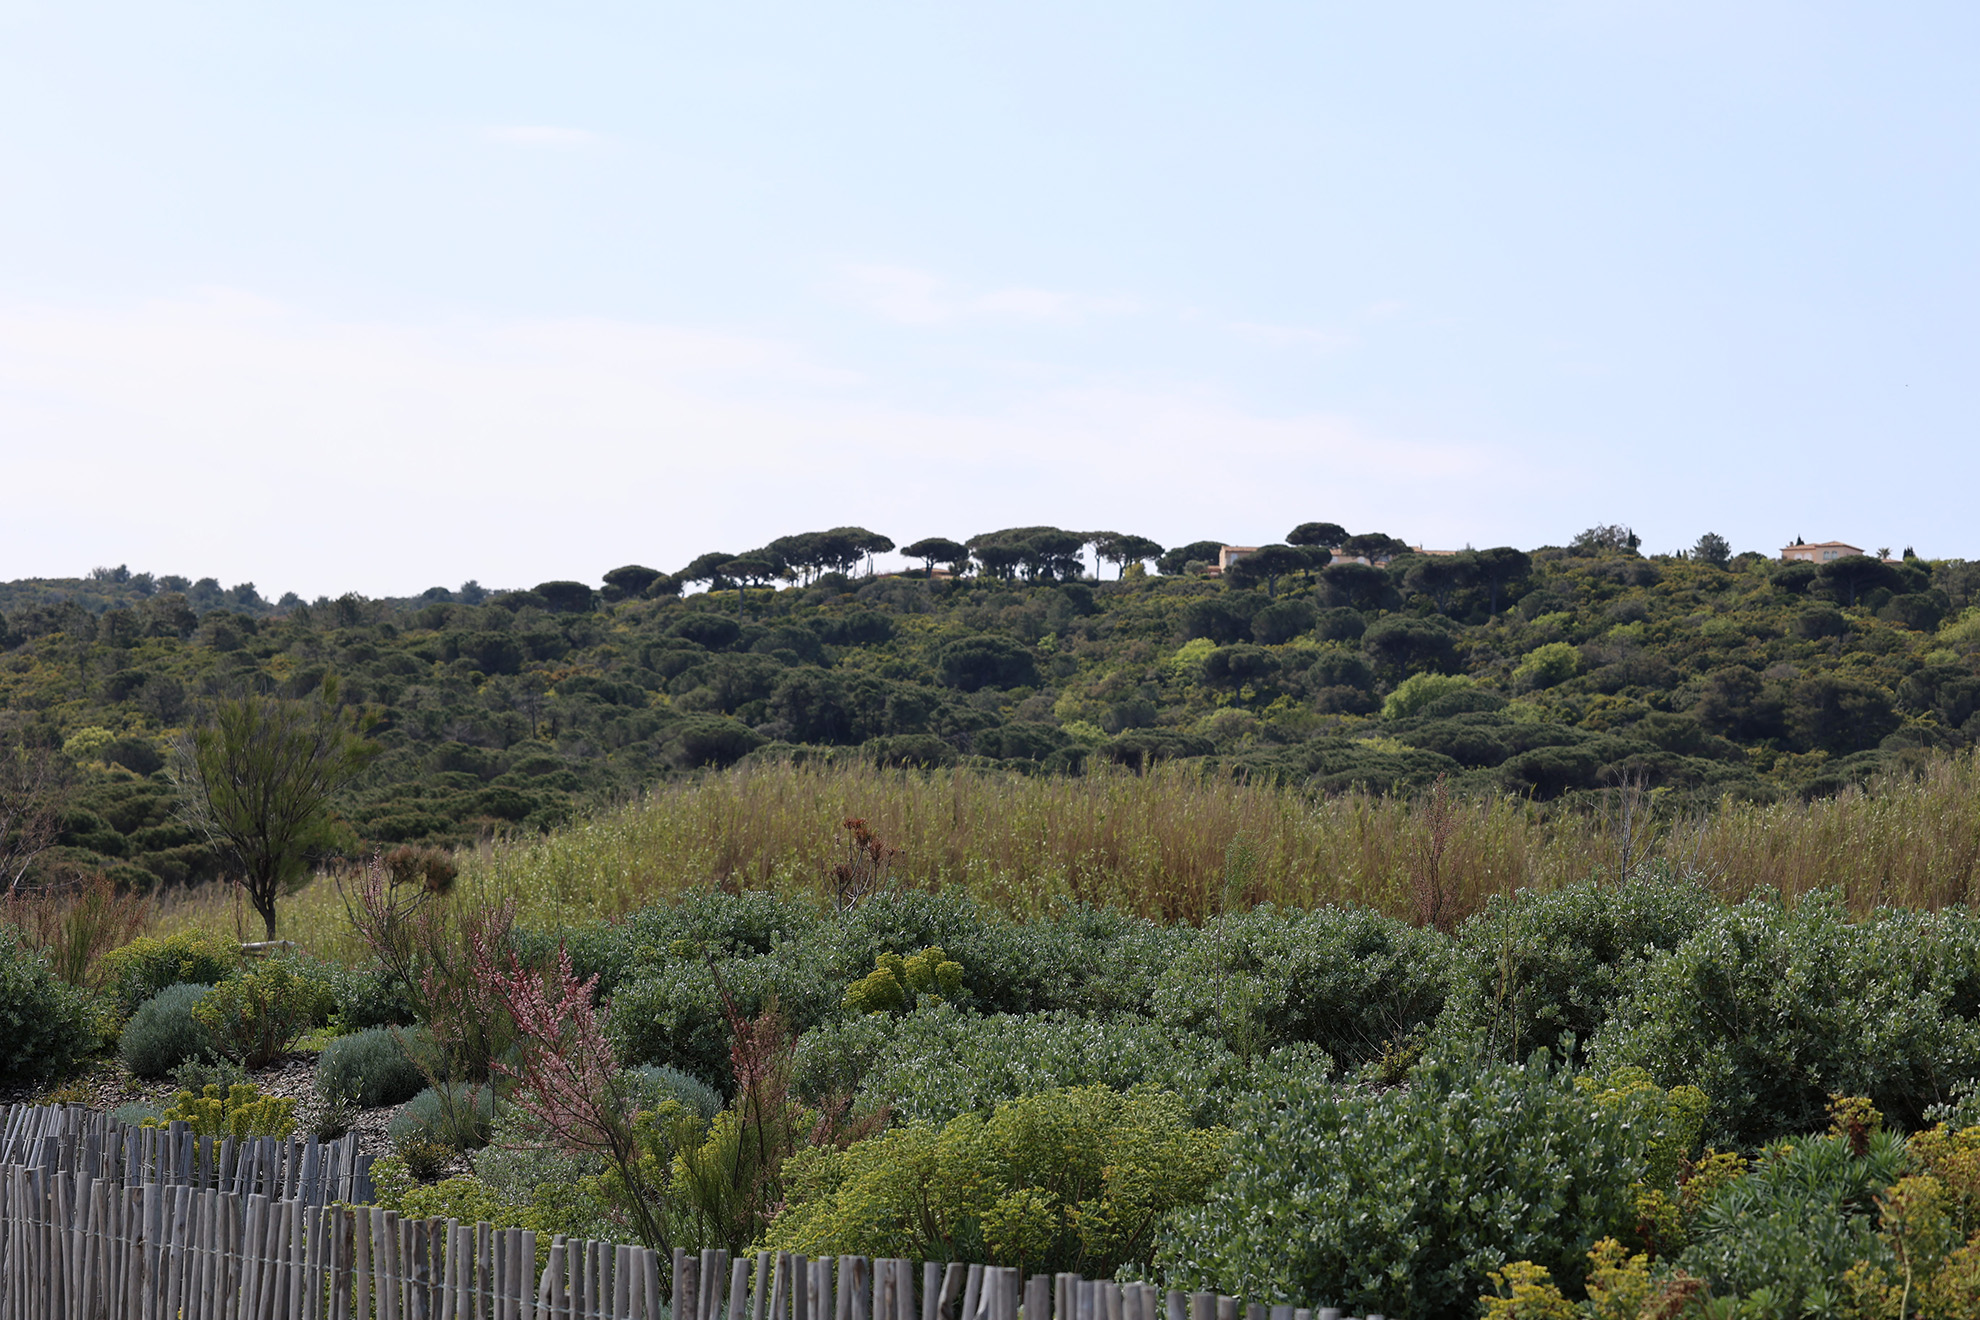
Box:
[458,752,1980,929]
[150,752,1980,953]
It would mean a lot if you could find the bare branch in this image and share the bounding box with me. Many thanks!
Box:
[0,723,70,897]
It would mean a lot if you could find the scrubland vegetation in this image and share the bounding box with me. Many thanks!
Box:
[8,525,1980,1318]
[13,778,1980,1316]
[3,524,1977,894]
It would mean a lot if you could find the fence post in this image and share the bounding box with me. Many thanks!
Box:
[540,1238,565,1320]
[1023,1274,1050,1320]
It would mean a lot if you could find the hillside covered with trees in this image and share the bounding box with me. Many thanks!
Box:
[3,523,1978,891]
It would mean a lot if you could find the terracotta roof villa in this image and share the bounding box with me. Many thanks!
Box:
[1780,540,1865,563]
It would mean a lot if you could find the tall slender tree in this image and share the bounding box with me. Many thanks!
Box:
[175,681,377,941]
[1092,533,1164,578]
[720,554,779,617]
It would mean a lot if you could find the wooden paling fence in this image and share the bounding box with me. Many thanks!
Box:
[0,1166,1381,1320]
[0,1105,372,1208]
[665,1247,1377,1320]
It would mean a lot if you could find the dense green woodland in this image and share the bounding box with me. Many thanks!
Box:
[5,527,1979,890]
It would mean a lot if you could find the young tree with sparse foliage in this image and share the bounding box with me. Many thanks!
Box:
[0,723,67,896]
[175,681,377,941]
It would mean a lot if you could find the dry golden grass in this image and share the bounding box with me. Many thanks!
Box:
[145,751,1980,956]
[456,752,1980,929]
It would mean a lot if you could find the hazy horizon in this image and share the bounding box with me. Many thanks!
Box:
[5,3,1976,599]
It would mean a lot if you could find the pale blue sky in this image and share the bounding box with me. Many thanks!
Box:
[2,2,1974,597]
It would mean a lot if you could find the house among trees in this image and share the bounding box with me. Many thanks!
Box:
[1214,546,1260,575]
[1213,539,1429,575]
[1781,539,1865,564]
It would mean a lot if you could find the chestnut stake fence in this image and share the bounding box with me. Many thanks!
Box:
[0,1171,1381,1320]
[0,1105,372,1209]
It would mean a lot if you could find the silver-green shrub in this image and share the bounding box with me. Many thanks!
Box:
[389,1083,497,1151]
[315,1026,435,1108]
[118,982,216,1079]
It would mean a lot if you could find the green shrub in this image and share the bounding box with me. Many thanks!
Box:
[1677,1128,1904,1311]
[110,1101,163,1126]
[395,1138,454,1182]
[470,1114,624,1243]
[1432,870,1714,1066]
[383,1168,513,1224]
[623,1063,723,1121]
[118,983,216,1079]
[375,1158,598,1264]
[0,926,92,1084]
[827,893,1189,1017]
[506,919,627,993]
[102,933,237,1018]
[1926,1080,1980,1131]
[315,1026,436,1108]
[606,890,1186,1023]
[466,1063,719,1244]
[1382,672,1476,719]
[331,962,419,1030]
[193,960,321,1068]
[793,1002,1327,1128]
[389,1084,498,1151]
[1148,904,1451,1069]
[608,949,839,1090]
[1154,1056,1647,1318]
[1589,892,1980,1146]
[541,890,811,1000]
[275,954,341,1026]
[769,1085,1227,1278]
[1514,642,1581,690]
